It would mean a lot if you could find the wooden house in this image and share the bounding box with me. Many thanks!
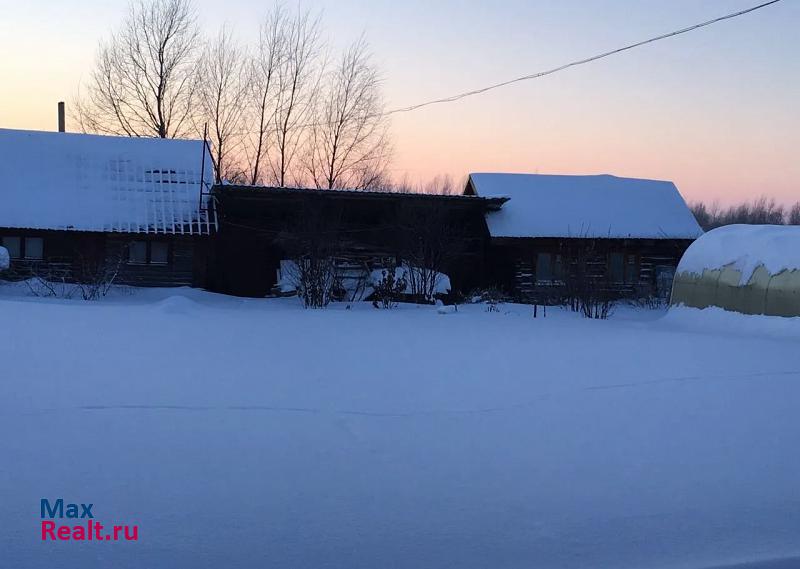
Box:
[0,129,215,288]
[465,173,704,301]
[0,127,704,304]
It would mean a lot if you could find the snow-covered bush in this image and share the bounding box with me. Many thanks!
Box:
[371,267,407,309]
[275,202,344,309]
[22,250,123,301]
[24,277,77,299]
[73,251,124,300]
[286,256,339,309]
[0,246,9,273]
[404,265,449,303]
[470,287,508,313]
[396,201,464,303]
[368,265,450,305]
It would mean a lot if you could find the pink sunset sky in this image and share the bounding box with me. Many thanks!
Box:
[1,0,797,204]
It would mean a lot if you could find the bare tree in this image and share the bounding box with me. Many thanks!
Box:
[245,6,288,185]
[689,201,712,231]
[396,201,464,302]
[195,26,249,183]
[691,196,794,230]
[788,202,800,225]
[748,196,785,225]
[305,37,390,190]
[76,0,200,138]
[268,8,322,187]
[389,173,461,195]
[419,174,459,195]
[277,200,343,308]
[560,239,614,319]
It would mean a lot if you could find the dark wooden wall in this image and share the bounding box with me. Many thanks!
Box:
[106,235,206,288]
[0,229,208,288]
[209,187,493,298]
[1,229,103,281]
[489,237,693,301]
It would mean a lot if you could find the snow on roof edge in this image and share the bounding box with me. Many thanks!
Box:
[467,172,703,240]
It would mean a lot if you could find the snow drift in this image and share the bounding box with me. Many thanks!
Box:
[1,287,800,569]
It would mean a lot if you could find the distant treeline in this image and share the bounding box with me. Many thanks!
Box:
[690,197,800,231]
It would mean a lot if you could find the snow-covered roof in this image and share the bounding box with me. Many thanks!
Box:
[0,129,215,235]
[677,224,800,285]
[467,173,703,239]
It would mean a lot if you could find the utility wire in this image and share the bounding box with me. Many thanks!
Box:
[225,0,782,137]
[381,0,782,117]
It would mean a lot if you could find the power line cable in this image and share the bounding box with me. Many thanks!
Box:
[225,0,782,137]
[381,0,782,117]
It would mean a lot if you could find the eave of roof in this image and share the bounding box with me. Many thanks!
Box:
[215,184,509,207]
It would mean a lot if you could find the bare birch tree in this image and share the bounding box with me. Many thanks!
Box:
[269,8,322,187]
[245,6,287,185]
[195,26,249,182]
[305,37,390,190]
[76,0,200,138]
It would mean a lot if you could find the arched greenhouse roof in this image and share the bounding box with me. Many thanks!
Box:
[671,225,800,317]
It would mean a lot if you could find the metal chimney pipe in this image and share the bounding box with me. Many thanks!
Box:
[57,102,65,132]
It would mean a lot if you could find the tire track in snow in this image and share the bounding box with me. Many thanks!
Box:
[76,400,548,417]
[585,369,800,391]
[70,370,800,417]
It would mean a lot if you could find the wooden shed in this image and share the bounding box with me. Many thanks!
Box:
[208,185,505,298]
[0,129,215,288]
[465,173,703,302]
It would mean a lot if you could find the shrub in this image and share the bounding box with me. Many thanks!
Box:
[371,267,407,309]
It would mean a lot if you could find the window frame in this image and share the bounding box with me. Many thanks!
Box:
[1,236,22,259]
[1,235,44,261]
[127,240,170,266]
[23,237,44,260]
[608,251,640,284]
[149,241,169,265]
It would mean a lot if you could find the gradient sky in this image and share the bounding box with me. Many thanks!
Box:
[0,0,797,204]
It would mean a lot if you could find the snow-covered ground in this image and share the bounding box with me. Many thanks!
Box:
[1,284,799,569]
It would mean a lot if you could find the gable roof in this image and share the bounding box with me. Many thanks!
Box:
[0,129,215,235]
[466,173,703,239]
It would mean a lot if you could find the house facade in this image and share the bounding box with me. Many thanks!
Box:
[0,129,215,288]
[465,173,704,301]
[0,129,705,303]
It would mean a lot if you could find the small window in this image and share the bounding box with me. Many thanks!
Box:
[536,253,553,282]
[150,242,169,265]
[24,237,44,260]
[609,253,625,282]
[129,241,148,264]
[128,241,169,265]
[2,237,21,259]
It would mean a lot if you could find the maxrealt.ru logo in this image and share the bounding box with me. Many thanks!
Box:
[40,498,139,542]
